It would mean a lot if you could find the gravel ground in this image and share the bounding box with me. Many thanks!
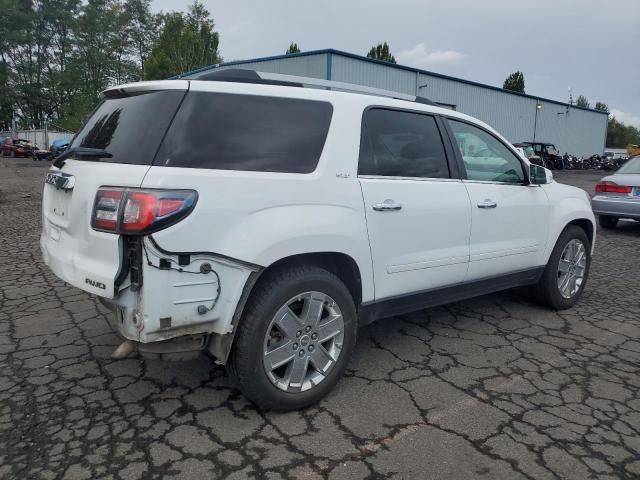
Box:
[1,159,639,480]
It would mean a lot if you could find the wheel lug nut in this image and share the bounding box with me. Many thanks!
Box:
[311,333,318,340]
[308,345,314,352]
[305,326,311,332]
[299,349,305,357]
[296,330,302,337]
[293,343,298,350]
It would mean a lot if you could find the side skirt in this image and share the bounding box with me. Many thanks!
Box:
[360,267,544,326]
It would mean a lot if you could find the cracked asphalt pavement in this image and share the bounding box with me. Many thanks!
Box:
[1,158,640,479]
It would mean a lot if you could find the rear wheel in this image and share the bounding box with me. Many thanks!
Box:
[227,265,357,411]
[599,215,618,229]
[532,225,590,310]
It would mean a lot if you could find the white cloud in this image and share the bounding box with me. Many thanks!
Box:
[610,109,640,129]
[396,43,466,69]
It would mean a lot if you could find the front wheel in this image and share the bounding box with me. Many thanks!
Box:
[532,225,591,310]
[227,265,357,411]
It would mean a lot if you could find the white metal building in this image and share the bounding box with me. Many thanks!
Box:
[180,49,608,156]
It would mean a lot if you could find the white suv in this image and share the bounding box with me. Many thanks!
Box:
[41,70,595,410]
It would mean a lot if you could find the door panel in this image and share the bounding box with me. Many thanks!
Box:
[444,118,551,281]
[360,178,471,300]
[463,182,549,281]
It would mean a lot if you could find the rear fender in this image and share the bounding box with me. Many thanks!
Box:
[212,204,375,303]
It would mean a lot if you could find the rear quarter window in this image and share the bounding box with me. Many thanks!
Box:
[156,92,333,173]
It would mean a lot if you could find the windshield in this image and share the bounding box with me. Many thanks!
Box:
[70,90,185,165]
[617,156,640,174]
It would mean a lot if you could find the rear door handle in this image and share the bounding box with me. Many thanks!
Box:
[373,199,402,211]
[477,199,497,209]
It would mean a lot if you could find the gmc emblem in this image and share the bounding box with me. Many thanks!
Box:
[85,278,106,290]
[45,171,75,191]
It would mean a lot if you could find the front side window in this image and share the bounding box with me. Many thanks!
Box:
[157,92,333,173]
[359,108,450,178]
[448,120,525,183]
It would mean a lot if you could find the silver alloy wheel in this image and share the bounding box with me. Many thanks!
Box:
[263,291,345,393]
[557,239,587,299]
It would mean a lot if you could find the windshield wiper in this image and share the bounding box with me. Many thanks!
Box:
[53,147,113,168]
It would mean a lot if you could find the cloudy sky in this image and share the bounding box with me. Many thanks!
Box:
[153,0,640,127]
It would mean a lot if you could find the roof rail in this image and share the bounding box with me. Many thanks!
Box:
[189,68,435,105]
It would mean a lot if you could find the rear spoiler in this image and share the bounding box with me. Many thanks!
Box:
[103,80,190,98]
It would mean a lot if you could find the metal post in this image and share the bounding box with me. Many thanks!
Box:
[533,101,542,143]
[11,105,16,136]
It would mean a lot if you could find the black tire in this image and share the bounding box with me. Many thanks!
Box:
[532,225,591,310]
[227,265,357,411]
[599,215,618,229]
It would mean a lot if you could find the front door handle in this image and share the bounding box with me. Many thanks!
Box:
[373,199,402,211]
[477,199,497,209]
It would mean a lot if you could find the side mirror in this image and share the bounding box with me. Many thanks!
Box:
[530,163,552,185]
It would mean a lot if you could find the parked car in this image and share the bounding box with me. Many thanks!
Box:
[41,70,596,411]
[592,156,640,228]
[50,138,71,157]
[0,138,36,158]
[34,149,53,161]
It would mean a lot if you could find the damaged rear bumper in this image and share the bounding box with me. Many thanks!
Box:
[101,237,262,362]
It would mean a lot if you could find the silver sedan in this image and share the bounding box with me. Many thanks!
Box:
[592,156,640,228]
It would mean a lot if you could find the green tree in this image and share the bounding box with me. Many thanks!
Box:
[125,0,160,78]
[145,1,222,80]
[502,71,525,93]
[0,0,219,131]
[367,42,396,63]
[595,102,609,113]
[0,60,13,130]
[0,0,57,129]
[286,42,300,54]
[575,95,590,108]
[606,116,640,147]
[47,0,82,122]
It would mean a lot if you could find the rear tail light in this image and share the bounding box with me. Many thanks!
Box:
[595,181,632,194]
[92,188,197,234]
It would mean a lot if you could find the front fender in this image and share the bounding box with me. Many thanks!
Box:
[543,192,596,262]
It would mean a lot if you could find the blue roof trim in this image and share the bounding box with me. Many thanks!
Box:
[173,49,608,115]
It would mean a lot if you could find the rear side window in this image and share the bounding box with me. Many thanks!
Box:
[359,108,450,178]
[157,92,333,173]
[70,90,186,165]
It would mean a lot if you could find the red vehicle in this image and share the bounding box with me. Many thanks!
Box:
[0,138,36,158]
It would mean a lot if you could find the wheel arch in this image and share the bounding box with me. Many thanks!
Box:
[567,218,595,249]
[544,215,596,264]
[260,252,363,310]
[208,251,365,364]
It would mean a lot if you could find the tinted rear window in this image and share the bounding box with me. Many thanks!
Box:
[69,90,186,165]
[155,92,333,173]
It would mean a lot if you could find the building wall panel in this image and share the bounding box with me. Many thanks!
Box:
[195,54,328,80]
[189,51,607,157]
